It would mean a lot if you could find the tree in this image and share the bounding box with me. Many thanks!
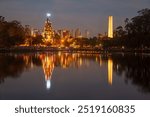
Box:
[124,8,150,48]
[0,17,25,47]
[7,20,25,46]
[53,33,61,46]
[0,16,5,23]
[109,8,150,49]
[32,35,43,45]
[115,26,126,39]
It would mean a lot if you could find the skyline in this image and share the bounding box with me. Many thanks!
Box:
[0,0,150,36]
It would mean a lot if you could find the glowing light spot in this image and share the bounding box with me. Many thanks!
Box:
[46,80,51,90]
[46,13,51,17]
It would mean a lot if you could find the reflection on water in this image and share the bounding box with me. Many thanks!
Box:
[40,54,54,90]
[0,52,150,99]
[108,59,113,85]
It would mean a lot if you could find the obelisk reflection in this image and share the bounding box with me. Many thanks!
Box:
[108,58,113,85]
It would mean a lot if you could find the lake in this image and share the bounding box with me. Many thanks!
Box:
[0,52,150,100]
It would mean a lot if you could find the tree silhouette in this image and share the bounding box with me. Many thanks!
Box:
[0,17,25,47]
[105,8,150,49]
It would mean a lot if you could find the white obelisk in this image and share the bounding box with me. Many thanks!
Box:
[108,16,113,38]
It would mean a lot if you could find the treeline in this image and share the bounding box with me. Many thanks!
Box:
[0,16,45,47]
[60,37,101,48]
[102,8,150,49]
[0,16,25,47]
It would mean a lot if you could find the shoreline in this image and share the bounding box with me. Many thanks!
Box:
[0,46,150,54]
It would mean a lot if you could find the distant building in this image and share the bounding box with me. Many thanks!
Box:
[24,25,32,45]
[70,29,74,38]
[85,30,89,38]
[57,29,71,39]
[32,29,41,37]
[62,30,70,39]
[25,25,31,37]
[75,28,81,38]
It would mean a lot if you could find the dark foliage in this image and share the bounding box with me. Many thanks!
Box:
[0,16,25,47]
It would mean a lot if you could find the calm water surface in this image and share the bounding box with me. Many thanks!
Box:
[0,52,150,100]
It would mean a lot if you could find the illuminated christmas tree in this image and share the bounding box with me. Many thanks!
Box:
[43,14,54,45]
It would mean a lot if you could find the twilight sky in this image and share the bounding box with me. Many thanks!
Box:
[0,0,150,36]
